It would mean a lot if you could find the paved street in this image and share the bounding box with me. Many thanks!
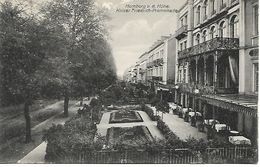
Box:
[18,99,91,164]
[147,104,207,140]
[97,110,164,140]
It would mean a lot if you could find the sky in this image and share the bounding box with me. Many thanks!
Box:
[95,0,186,77]
[0,0,186,77]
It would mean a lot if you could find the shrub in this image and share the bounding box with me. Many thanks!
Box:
[150,96,159,107]
[42,115,98,163]
[155,100,170,113]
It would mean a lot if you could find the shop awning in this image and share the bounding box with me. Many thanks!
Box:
[199,94,258,117]
[156,83,176,91]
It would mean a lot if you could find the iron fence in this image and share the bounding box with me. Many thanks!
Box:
[50,146,257,164]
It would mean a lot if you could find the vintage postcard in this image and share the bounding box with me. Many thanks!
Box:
[0,0,258,164]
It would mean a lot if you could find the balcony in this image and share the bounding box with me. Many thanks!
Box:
[175,25,188,40]
[153,58,164,67]
[139,68,146,74]
[178,37,239,59]
[152,76,163,81]
[177,83,238,95]
[147,76,152,81]
[147,62,153,68]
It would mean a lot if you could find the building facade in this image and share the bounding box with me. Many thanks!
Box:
[136,52,148,84]
[123,65,137,83]
[146,35,177,86]
[175,0,258,144]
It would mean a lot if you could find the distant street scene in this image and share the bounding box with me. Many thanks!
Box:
[0,0,258,164]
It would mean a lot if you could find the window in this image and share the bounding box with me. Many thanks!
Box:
[204,0,208,20]
[210,26,216,39]
[184,15,188,25]
[220,0,224,6]
[230,15,239,38]
[253,5,259,35]
[211,0,216,15]
[202,30,207,42]
[184,41,187,49]
[219,21,225,37]
[197,6,201,24]
[160,49,164,58]
[254,63,259,93]
[181,19,184,26]
[183,69,187,82]
[160,67,163,76]
[180,43,183,51]
[196,33,200,45]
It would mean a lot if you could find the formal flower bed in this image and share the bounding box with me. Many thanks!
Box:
[106,126,154,148]
[109,109,143,123]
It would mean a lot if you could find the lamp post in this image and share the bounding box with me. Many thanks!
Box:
[175,85,179,105]
[193,88,200,127]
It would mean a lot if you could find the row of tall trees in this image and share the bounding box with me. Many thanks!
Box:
[0,0,116,142]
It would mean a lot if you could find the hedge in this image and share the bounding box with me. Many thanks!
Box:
[140,104,159,121]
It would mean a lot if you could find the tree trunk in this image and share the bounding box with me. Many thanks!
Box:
[24,101,32,143]
[64,89,69,117]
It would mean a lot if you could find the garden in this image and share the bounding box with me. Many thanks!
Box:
[42,86,258,164]
[106,126,154,148]
[109,109,143,123]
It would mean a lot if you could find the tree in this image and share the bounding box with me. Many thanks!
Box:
[41,0,116,117]
[0,1,53,142]
[155,100,170,120]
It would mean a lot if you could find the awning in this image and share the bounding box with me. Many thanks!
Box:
[199,94,258,117]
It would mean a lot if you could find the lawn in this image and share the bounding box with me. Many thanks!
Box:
[109,109,143,123]
[106,126,154,148]
[0,99,76,163]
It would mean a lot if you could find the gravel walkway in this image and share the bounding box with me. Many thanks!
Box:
[18,99,92,164]
[146,104,207,140]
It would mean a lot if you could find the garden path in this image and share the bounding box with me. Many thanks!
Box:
[17,98,92,164]
[96,110,164,140]
[146,104,207,141]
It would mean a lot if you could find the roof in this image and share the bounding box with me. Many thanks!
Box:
[200,94,258,117]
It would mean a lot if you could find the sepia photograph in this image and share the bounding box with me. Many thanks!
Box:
[0,0,258,164]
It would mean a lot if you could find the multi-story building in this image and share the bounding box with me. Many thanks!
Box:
[146,35,177,85]
[123,65,137,83]
[136,52,148,84]
[146,35,177,100]
[175,0,258,144]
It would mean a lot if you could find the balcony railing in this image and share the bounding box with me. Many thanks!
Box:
[177,83,238,95]
[231,0,238,4]
[178,37,239,59]
[175,25,188,40]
